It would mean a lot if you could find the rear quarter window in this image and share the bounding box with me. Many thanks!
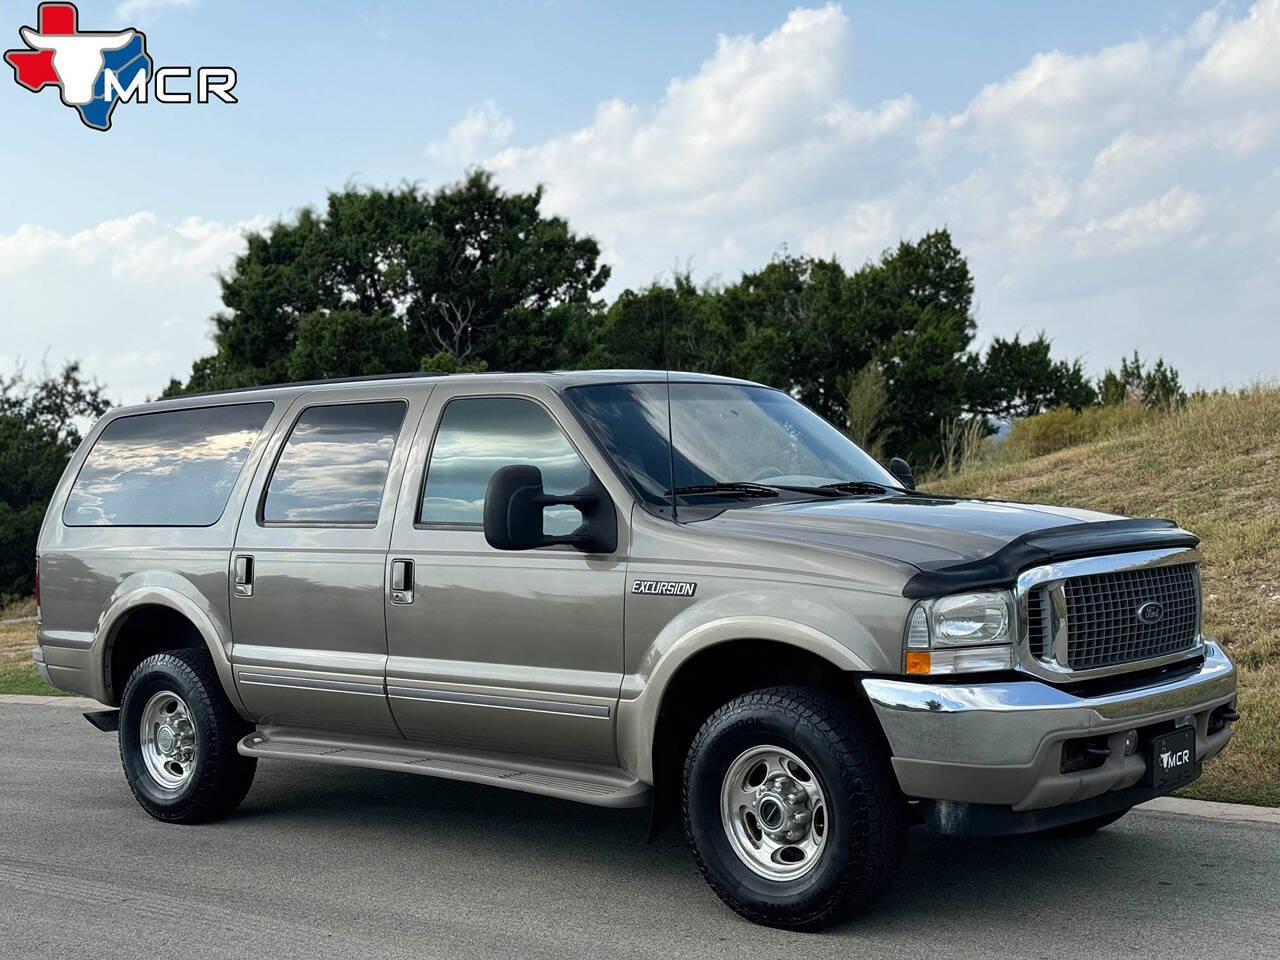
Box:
[62,402,274,527]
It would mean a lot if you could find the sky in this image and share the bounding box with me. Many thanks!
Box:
[1,0,1277,405]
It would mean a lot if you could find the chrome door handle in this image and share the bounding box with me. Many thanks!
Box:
[390,559,414,604]
[233,555,254,598]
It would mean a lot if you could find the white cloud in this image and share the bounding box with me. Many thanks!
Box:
[943,41,1166,155]
[1187,0,1280,93]
[427,100,515,165]
[1,212,266,403]
[0,212,268,282]
[477,1,1280,389]
[488,4,919,278]
[115,0,196,21]
[1074,187,1206,256]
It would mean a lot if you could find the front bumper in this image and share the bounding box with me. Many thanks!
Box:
[861,641,1236,813]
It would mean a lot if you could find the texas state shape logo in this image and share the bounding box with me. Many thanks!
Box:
[4,2,152,131]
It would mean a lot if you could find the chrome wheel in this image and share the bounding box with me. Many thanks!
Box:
[139,690,197,790]
[720,744,828,880]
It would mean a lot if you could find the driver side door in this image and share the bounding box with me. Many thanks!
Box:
[384,383,629,764]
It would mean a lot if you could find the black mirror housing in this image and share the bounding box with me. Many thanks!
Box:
[888,457,916,491]
[483,464,617,553]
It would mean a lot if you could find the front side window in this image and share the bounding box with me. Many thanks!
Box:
[63,402,273,527]
[419,397,589,535]
[262,401,407,525]
[568,382,899,507]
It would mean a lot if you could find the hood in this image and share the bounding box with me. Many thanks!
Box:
[699,494,1122,570]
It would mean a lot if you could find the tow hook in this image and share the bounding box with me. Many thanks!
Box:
[83,710,120,732]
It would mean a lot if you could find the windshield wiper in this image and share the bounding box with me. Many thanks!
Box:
[668,482,781,499]
[761,481,895,498]
[818,481,896,495]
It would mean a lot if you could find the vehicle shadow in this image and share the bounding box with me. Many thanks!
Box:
[223,759,1247,952]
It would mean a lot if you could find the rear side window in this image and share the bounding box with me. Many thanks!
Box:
[63,402,273,527]
[262,401,407,525]
[419,396,589,533]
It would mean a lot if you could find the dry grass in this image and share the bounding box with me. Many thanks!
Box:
[930,386,1280,806]
[0,604,67,697]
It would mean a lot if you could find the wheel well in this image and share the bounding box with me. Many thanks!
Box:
[104,605,205,705]
[648,639,881,830]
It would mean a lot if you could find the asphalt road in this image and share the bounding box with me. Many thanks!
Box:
[3,699,1276,960]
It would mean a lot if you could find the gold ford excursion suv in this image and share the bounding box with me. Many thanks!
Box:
[34,371,1237,929]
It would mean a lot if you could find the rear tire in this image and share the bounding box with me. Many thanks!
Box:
[119,648,256,824]
[682,685,905,930]
[1046,807,1131,836]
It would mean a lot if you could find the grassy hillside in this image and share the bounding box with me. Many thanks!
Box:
[929,388,1280,806]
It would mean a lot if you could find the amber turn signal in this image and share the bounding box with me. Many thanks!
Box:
[905,651,932,675]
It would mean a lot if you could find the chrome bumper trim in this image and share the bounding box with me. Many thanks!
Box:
[862,641,1235,768]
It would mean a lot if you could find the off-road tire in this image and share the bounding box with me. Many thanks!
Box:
[119,647,256,823]
[682,685,905,930]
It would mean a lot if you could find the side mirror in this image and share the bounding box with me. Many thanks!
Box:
[888,457,916,491]
[483,464,617,553]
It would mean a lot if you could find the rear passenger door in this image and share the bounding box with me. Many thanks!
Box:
[230,385,432,736]
[384,382,628,764]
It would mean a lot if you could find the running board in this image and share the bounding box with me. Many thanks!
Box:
[237,727,649,809]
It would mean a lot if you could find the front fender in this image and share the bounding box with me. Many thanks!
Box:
[93,572,246,716]
[616,612,875,783]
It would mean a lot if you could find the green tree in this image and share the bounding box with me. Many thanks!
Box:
[593,231,982,467]
[168,171,610,394]
[1098,351,1186,410]
[589,273,729,371]
[845,360,889,459]
[967,333,1097,420]
[0,363,109,597]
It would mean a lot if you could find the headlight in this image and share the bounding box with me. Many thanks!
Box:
[931,592,1011,645]
[903,591,1015,675]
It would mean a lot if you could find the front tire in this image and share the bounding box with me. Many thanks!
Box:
[683,686,905,929]
[119,648,256,823]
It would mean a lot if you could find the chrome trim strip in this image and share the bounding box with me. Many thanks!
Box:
[1015,547,1203,683]
[237,673,385,696]
[386,685,611,718]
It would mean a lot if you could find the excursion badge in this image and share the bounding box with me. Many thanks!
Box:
[632,579,697,597]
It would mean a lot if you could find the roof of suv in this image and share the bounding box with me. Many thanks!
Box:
[118,369,763,417]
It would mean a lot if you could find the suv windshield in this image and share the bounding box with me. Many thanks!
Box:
[567,382,901,509]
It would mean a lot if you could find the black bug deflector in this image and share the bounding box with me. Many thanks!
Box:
[901,518,1199,599]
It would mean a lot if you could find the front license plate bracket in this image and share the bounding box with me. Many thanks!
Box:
[1147,726,1196,788]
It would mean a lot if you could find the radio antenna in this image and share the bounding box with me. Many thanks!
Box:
[661,297,678,522]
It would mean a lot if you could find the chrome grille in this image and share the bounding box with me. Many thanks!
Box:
[1062,563,1199,670]
[1026,585,1050,660]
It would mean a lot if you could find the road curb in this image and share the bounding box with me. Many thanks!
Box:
[0,693,101,709]
[1137,796,1280,826]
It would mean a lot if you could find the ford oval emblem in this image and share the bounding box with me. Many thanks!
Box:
[1137,601,1165,625]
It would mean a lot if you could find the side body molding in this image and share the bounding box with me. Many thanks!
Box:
[615,615,873,783]
[93,572,246,716]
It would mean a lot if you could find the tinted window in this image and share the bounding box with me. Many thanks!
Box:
[420,397,589,534]
[263,401,407,525]
[63,402,273,527]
